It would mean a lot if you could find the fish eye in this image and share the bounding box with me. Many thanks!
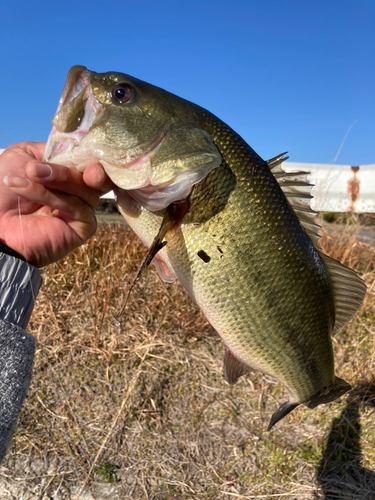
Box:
[112,84,132,103]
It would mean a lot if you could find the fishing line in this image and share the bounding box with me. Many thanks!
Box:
[114,196,191,323]
[18,195,36,308]
[331,119,358,164]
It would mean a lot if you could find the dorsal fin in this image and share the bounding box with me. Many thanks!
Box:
[321,254,367,334]
[267,153,321,247]
[267,153,367,333]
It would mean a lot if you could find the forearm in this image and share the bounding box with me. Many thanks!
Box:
[0,244,42,329]
[0,249,42,462]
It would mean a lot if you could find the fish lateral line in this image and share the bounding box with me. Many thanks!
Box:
[115,196,191,322]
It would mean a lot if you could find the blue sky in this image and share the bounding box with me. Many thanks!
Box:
[1,0,374,165]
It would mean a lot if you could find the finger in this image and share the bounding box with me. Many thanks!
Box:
[25,161,102,210]
[6,141,46,161]
[4,176,97,226]
[0,142,47,181]
[83,164,116,195]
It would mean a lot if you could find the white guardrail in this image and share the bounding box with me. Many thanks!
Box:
[284,162,375,213]
[0,149,373,212]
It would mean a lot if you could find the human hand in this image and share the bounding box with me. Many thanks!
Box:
[0,142,115,268]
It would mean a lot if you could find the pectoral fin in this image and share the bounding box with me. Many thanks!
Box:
[115,196,191,320]
[115,210,172,320]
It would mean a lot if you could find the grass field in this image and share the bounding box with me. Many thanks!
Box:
[0,221,374,500]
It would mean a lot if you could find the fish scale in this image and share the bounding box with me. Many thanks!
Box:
[44,66,366,428]
[163,112,335,403]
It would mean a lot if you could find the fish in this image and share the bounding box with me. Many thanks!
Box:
[44,66,367,429]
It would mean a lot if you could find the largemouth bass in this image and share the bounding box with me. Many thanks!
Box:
[44,66,366,429]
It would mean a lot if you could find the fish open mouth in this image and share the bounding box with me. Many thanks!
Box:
[43,66,169,182]
[43,66,104,165]
[44,65,222,211]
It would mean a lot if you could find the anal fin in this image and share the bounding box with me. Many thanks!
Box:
[267,401,299,431]
[223,346,251,385]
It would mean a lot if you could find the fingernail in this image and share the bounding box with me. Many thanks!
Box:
[4,176,31,188]
[94,165,102,184]
[32,162,52,178]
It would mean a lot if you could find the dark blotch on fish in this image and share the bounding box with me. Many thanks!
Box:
[197,250,211,263]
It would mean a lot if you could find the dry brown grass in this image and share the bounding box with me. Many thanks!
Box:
[0,220,374,499]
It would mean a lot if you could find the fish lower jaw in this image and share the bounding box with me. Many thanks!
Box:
[101,159,153,190]
[130,156,222,211]
[97,132,166,195]
[43,138,103,171]
[43,131,79,163]
[44,83,104,163]
[108,159,214,211]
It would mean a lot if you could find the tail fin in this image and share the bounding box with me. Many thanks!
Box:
[267,401,299,431]
[267,377,351,431]
[305,376,351,409]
